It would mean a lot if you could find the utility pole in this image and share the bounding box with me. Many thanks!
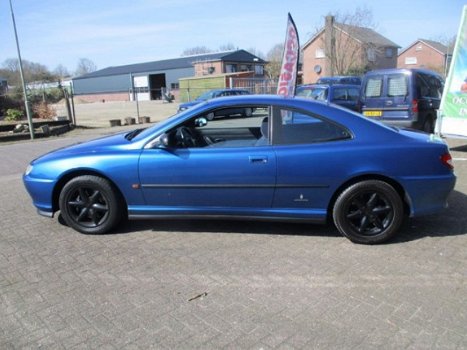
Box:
[9,0,34,140]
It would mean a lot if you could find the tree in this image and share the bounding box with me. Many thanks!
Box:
[54,64,70,79]
[181,46,213,57]
[319,6,377,76]
[75,58,97,76]
[428,35,456,75]
[0,58,56,87]
[219,43,236,52]
[264,43,283,79]
[246,47,266,60]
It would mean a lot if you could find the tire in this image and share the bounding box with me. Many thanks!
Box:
[332,180,404,244]
[59,175,123,234]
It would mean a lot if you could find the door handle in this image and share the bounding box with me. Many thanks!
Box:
[249,156,268,164]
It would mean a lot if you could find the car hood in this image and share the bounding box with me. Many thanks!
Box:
[32,132,136,164]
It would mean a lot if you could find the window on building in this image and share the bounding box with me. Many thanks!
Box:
[367,48,376,62]
[405,57,417,65]
[255,65,264,75]
[171,83,179,90]
[315,48,325,58]
[385,47,393,58]
[226,64,237,73]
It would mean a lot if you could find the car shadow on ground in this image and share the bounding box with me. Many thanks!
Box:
[393,190,467,243]
[106,190,467,244]
[450,144,467,152]
[116,217,342,239]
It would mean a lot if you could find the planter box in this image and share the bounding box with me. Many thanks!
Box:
[109,119,122,127]
[139,116,151,123]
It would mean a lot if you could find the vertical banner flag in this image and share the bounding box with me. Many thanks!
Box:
[437,5,467,138]
[277,13,300,96]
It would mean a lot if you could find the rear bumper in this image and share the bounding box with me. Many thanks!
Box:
[362,109,419,129]
[402,174,456,217]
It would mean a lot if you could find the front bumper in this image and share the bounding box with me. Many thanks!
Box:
[23,174,56,215]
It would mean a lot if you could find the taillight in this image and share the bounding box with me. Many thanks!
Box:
[412,99,418,113]
[440,153,454,170]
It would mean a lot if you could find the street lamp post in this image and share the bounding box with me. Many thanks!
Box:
[9,0,35,140]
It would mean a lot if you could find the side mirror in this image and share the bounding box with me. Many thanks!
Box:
[194,117,207,127]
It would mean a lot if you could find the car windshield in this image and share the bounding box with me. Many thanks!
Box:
[296,86,328,101]
[197,91,217,100]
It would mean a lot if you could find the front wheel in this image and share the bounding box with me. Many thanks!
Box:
[59,175,123,234]
[333,180,404,244]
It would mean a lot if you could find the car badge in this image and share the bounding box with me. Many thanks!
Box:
[294,194,309,202]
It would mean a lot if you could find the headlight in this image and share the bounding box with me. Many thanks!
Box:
[25,164,33,176]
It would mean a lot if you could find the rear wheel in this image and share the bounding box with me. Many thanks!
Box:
[59,175,123,234]
[333,180,404,244]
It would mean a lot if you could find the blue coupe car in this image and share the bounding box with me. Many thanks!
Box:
[23,95,456,244]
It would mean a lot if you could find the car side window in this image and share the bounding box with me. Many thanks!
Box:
[417,74,432,98]
[420,73,443,99]
[164,105,271,149]
[333,88,348,101]
[348,88,359,101]
[274,107,351,145]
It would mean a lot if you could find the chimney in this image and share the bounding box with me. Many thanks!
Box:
[325,15,335,76]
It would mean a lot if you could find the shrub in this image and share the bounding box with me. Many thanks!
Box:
[5,108,24,122]
[33,101,56,119]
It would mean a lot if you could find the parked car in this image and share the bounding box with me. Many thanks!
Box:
[316,76,362,85]
[296,84,360,111]
[23,95,455,244]
[359,68,444,132]
[178,88,252,119]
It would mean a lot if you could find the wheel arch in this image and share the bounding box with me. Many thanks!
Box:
[52,170,128,214]
[327,174,410,221]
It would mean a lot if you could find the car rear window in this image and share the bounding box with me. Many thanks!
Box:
[364,77,383,97]
[296,87,328,100]
[387,74,408,97]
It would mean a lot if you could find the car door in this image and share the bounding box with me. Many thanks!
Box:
[138,108,276,212]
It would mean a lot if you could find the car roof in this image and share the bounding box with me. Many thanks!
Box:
[297,84,360,89]
[208,88,250,92]
[363,68,443,77]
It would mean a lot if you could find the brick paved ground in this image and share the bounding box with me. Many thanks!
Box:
[0,125,466,349]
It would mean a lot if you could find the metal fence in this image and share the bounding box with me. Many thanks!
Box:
[178,77,278,102]
[230,77,278,95]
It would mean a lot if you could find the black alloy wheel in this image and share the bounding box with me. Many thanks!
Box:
[59,175,123,234]
[333,180,404,244]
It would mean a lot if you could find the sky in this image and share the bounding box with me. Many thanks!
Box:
[0,0,464,74]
